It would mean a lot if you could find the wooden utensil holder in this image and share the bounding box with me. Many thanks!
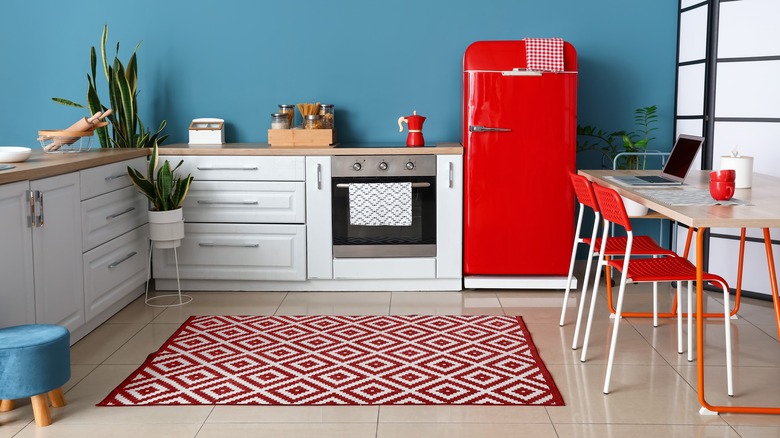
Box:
[268,128,336,148]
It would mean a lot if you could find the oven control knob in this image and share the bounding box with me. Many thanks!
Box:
[378,162,388,171]
[405,161,415,170]
[352,162,362,171]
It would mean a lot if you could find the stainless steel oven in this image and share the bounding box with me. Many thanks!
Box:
[331,155,436,258]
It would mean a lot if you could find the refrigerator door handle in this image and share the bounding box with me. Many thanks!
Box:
[469,125,511,133]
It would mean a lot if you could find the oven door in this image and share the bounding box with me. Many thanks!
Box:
[331,175,436,258]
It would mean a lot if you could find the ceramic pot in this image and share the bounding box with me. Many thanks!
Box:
[148,208,185,248]
[621,196,649,217]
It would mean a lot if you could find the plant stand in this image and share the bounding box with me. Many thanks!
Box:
[144,209,192,308]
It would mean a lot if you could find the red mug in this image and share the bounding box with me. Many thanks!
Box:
[710,181,735,201]
[710,169,736,182]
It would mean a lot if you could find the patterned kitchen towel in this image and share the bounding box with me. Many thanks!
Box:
[349,182,412,226]
[523,38,564,72]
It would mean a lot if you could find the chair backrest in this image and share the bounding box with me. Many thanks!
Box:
[570,173,599,212]
[592,183,632,231]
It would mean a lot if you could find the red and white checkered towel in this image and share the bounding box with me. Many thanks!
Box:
[523,38,564,72]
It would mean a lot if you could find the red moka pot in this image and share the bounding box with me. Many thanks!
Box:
[398,110,426,147]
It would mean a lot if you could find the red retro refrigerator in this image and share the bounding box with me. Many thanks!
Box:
[462,40,577,289]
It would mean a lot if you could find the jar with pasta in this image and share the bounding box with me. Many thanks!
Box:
[278,104,295,128]
[304,114,323,129]
[319,104,335,129]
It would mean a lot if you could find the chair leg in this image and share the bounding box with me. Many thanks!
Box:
[722,283,734,397]
[677,283,683,354]
[688,280,694,362]
[0,399,15,412]
[603,267,629,394]
[48,388,66,408]
[560,207,585,327]
[653,281,659,327]
[580,245,606,362]
[30,394,52,427]
[572,217,600,349]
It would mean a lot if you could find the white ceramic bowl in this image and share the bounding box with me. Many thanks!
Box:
[0,146,32,163]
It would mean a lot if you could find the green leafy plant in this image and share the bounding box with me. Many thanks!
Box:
[52,25,167,149]
[127,143,193,211]
[577,105,658,169]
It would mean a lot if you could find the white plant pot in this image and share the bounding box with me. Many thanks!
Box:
[148,208,185,248]
[621,196,649,217]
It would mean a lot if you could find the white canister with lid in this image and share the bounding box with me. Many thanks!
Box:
[720,152,753,189]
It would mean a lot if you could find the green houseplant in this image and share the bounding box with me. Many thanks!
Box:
[577,105,658,170]
[128,142,193,248]
[53,25,167,149]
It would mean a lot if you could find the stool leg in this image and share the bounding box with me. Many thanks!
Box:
[48,388,66,408]
[31,394,52,427]
[0,399,15,412]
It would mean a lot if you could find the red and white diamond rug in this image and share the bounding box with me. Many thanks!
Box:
[98,315,564,406]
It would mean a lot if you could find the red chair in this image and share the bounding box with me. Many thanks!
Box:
[585,183,733,395]
[561,174,677,356]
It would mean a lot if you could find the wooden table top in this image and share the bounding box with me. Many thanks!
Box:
[579,169,780,229]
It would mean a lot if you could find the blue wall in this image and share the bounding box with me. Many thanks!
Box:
[1,0,678,152]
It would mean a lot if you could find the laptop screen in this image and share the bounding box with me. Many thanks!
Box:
[662,134,704,180]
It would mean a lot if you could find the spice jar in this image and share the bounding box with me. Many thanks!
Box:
[304,114,323,129]
[319,104,335,129]
[278,104,295,128]
[270,113,289,130]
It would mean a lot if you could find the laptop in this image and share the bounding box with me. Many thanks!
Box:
[611,134,704,186]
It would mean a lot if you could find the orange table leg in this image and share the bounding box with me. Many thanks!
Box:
[696,227,780,415]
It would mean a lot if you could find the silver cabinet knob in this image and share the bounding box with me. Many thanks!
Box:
[405,161,415,170]
[378,162,388,170]
[352,162,362,171]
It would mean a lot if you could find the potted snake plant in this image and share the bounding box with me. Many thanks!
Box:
[127,142,194,248]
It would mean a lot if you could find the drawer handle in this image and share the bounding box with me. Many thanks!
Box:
[196,200,259,205]
[108,251,138,269]
[198,242,260,248]
[106,206,136,220]
[104,173,128,182]
[196,166,259,171]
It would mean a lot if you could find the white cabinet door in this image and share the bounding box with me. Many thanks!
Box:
[0,181,35,327]
[436,155,463,280]
[305,156,333,279]
[32,173,85,332]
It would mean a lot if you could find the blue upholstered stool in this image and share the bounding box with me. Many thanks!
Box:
[0,324,70,427]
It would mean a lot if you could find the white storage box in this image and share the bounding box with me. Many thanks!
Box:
[188,118,225,144]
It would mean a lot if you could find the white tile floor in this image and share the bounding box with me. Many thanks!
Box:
[4,270,780,437]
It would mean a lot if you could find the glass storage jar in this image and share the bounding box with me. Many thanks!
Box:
[270,113,289,130]
[304,114,323,129]
[319,104,335,129]
[278,104,295,128]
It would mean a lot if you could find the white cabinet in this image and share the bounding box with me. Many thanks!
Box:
[305,156,333,279]
[436,155,463,279]
[31,173,85,332]
[0,181,35,327]
[154,156,307,285]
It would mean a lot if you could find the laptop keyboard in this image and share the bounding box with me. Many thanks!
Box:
[637,175,674,183]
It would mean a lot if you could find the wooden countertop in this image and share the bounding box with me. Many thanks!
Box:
[158,143,464,156]
[0,143,463,185]
[0,148,148,185]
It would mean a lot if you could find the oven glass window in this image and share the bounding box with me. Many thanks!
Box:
[331,176,436,257]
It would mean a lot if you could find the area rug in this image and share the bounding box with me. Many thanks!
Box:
[98,315,564,406]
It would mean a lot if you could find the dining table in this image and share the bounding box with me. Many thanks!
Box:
[579,169,780,415]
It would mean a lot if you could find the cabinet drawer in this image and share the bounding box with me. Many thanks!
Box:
[183,181,305,224]
[171,156,305,181]
[81,186,148,252]
[153,223,305,281]
[83,225,149,321]
[80,157,147,200]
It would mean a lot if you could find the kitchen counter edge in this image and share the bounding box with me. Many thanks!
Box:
[0,149,148,185]
[158,143,463,156]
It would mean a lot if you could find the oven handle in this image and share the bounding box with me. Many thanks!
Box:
[335,182,431,189]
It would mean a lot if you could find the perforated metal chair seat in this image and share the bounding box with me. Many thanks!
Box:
[584,235,677,256]
[607,255,728,285]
